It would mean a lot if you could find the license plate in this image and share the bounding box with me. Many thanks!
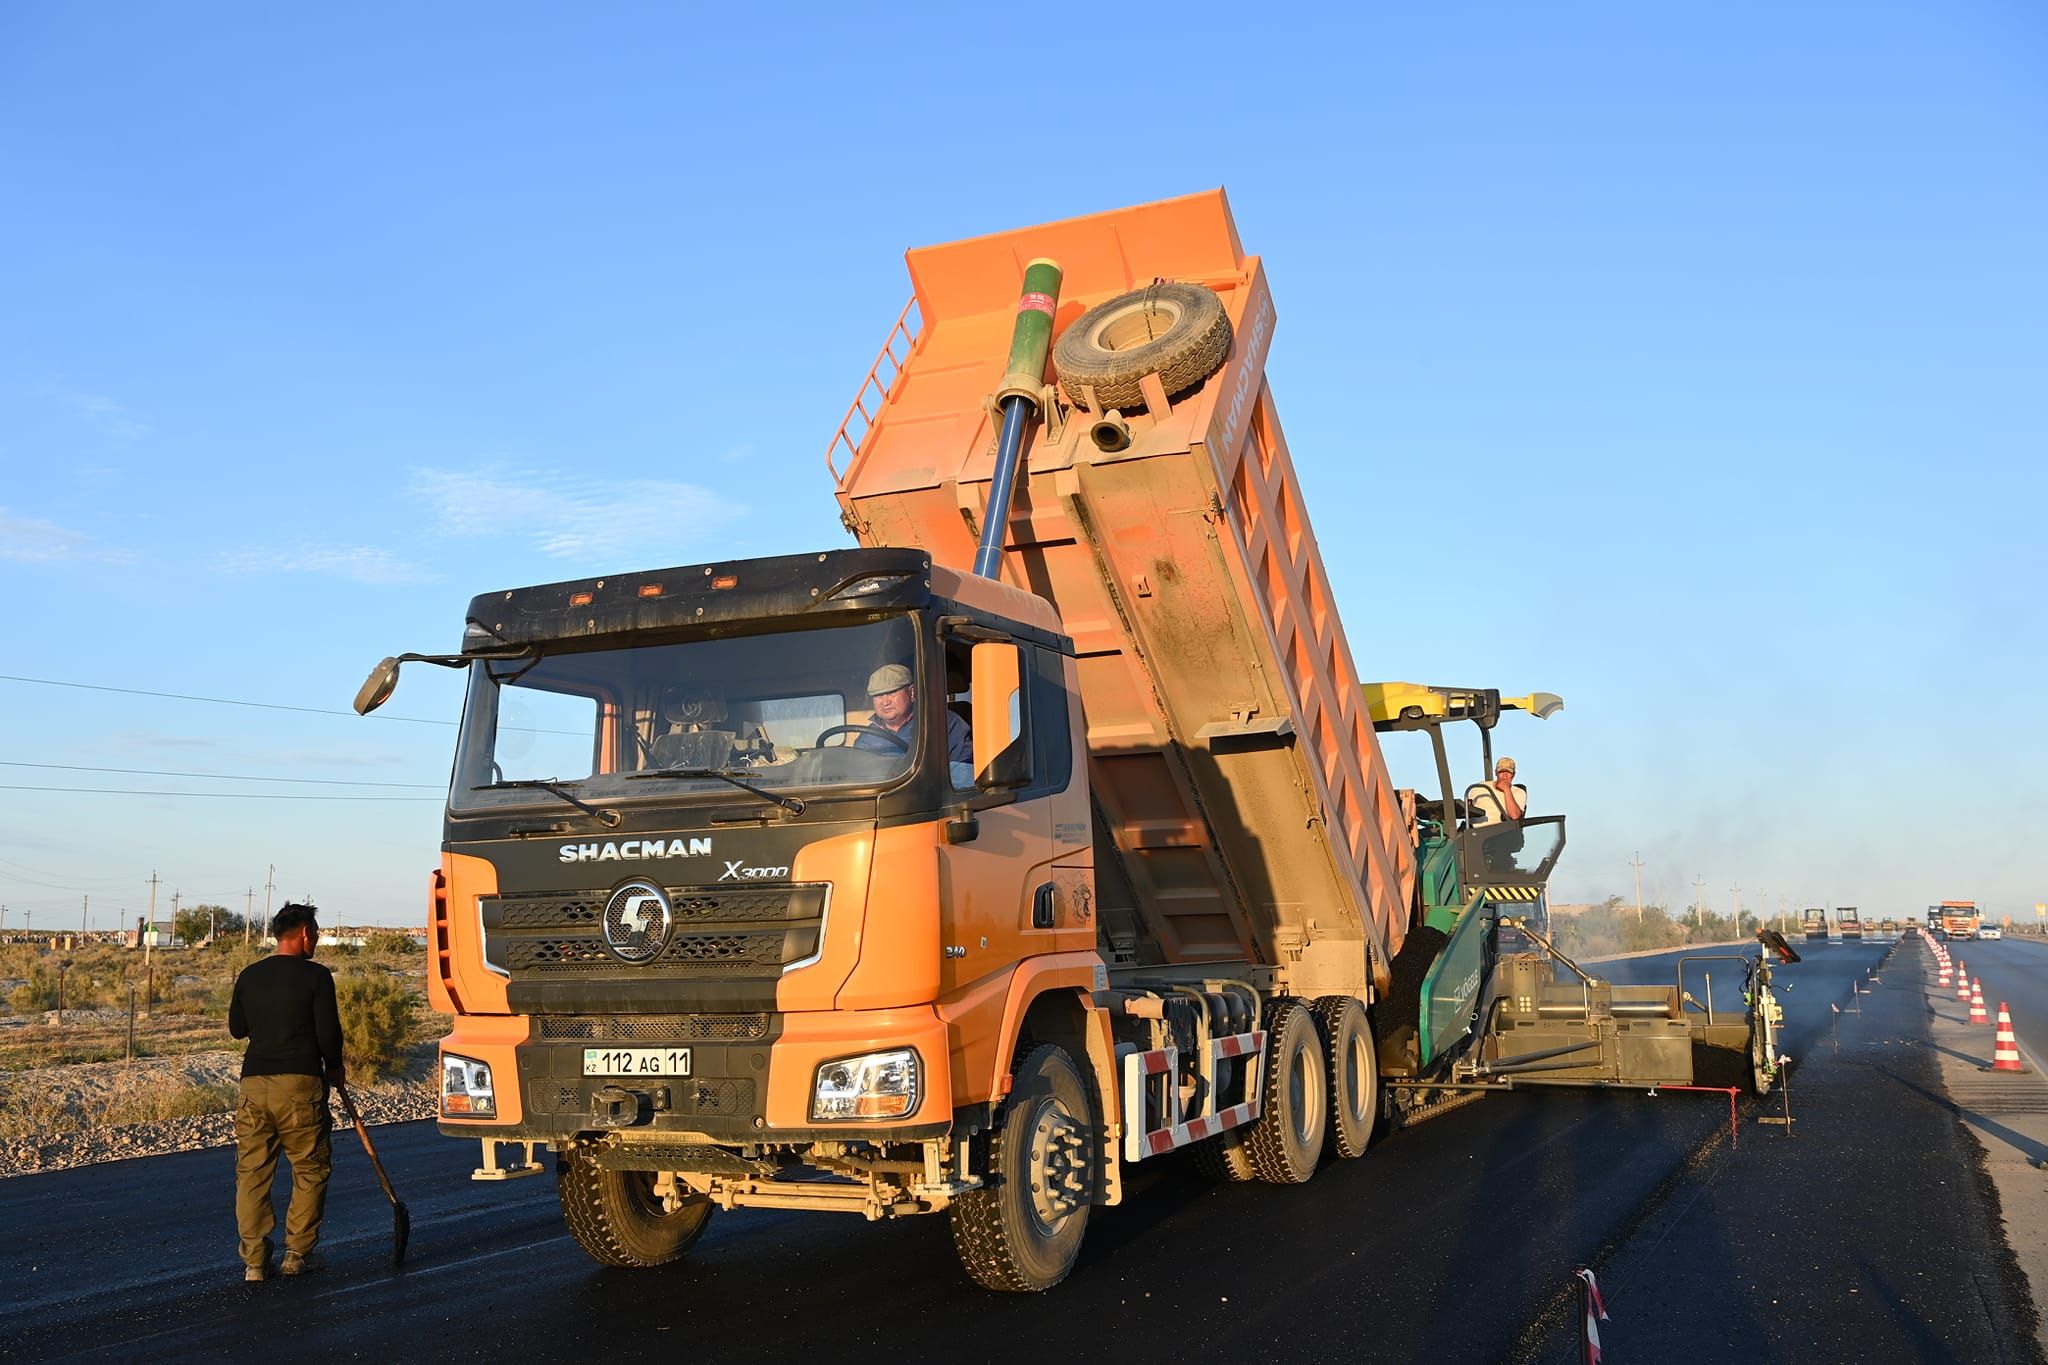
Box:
[582,1047,692,1077]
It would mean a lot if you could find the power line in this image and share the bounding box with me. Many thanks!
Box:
[0,673,455,725]
[0,673,578,735]
[0,760,441,789]
[0,856,142,887]
[0,867,119,892]
[0,784,436,801]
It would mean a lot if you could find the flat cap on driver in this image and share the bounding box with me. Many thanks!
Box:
[866,664,913,696]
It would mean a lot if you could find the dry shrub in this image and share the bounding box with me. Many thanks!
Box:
[337,973,416,1084]
[7,963,59,1014]
[0,1072,241,1139]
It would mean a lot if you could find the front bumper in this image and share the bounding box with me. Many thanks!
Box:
[437,1004,953,1144]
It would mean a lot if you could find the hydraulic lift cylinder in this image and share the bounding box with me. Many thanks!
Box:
[972,257,1062,579]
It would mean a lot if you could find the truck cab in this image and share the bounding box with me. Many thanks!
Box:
[401,548,1095,1165]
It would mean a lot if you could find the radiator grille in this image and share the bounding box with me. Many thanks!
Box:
[481,882,827,983]
[536,1013,771,1042]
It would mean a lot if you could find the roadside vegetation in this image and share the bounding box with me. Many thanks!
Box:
[0,937,444,1064]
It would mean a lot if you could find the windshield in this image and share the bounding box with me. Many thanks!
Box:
[1458,815,1565,882]
[449,616,927,815]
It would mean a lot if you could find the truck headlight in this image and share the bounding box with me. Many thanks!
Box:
[811,1047,921,1121]
[442,1053,496,1118]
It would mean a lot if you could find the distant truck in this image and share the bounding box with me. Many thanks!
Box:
[1836,907,1863,941]
[1802,908,1829,941]
[1939,901,1980,941]
[1879,917,1898,934]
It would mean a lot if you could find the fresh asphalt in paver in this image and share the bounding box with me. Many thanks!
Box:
[0,938,2036,1362]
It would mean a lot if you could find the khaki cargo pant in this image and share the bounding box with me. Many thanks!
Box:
[234,1074,332,1268]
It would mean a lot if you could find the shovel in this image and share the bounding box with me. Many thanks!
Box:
[335,1080,411,1266]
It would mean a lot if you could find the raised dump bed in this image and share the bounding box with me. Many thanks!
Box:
[831,190,1414,1000]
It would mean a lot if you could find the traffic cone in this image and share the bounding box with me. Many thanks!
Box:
[1991,1005,2028,1073]
[1958,966,1972,1001]
[1938,960,1952,987]
[1970,980,1989,1025]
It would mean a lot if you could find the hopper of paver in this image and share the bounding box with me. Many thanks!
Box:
[830,190,1414,997]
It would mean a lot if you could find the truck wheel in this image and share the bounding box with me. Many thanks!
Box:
[1188,1126,1257,1182]
[1245,999,1327,1183]
[1312,996,1378,1159]
[556,1144,715,1267]
[1052,281,1232,413]
[949,1044,1094,1292]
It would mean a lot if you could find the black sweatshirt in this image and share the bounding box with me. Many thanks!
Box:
[228,954,344,1079]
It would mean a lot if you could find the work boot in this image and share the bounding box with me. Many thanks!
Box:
[280,1251,324,1277]
[244,1262,268,1283]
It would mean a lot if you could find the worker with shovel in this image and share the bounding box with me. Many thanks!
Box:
[228,902,343,1282]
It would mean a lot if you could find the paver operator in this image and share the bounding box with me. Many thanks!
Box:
[229,902,344,1281]
[1490,756,1526,821]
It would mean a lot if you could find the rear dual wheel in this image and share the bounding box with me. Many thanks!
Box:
[1313,996,1379,1159]
[1245,999,1327,1183]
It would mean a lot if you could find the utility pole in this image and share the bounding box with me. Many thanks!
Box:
[1692,875,1706,926]
[81,893,89,939]
[245,887,255,946]
[263,864,276,943]
[1629,852,1646,922]
[1730,884,1743,927]
[143,874,155,1012]
[170,890,181,944]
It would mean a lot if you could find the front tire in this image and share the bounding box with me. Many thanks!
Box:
[556,1144,715,1267]
[949,1044,1094,1292]
[1245,999,1327,1183]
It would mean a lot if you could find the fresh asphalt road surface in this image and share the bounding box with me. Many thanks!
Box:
[0,937,2002,1363]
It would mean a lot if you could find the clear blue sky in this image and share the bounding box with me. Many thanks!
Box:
[2,4,2042,929]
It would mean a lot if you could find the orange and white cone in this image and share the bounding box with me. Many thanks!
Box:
[1958,966,1973,1001]
[1970,980,1989,1025]
[1991,1004,2028,1072]
[1938,960,1952,987]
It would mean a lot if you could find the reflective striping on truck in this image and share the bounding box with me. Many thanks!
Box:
[1121,1030,1267,1163]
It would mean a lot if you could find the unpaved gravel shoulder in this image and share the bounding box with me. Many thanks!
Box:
[0,1048,437,1179]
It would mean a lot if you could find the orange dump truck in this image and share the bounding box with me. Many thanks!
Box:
[358,191,1419,1291]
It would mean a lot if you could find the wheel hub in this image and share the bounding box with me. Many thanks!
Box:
[1026,1104,1088,1226]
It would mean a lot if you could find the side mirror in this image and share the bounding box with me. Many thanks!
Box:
[354,657,402,715]
[970,641,1031,789]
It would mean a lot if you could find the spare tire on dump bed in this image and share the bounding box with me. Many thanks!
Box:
[1053,281,1232,413]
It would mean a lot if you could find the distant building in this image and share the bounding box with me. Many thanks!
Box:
[124,917,177,949]
[325,926,429,949]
